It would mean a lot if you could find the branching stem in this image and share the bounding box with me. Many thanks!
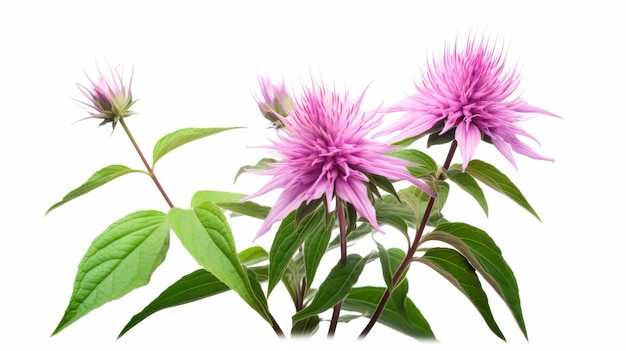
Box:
[358,140,458,339]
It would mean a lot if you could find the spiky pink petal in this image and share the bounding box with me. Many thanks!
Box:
[244,78,433,239]
[381,34,558,170]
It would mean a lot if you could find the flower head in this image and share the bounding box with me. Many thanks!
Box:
[244,78,435,240]
[76,64,136,130]
[379,34,558,170]
[255,75,293,128]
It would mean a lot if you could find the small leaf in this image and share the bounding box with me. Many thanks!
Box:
[376,241,393,288]
[303,216,332,290]
[168,203,270,322]
[53,210,169,335]
[190,190,247,206]
[152,127,241,166]
[428,127,456,147]
[343,286,435,340]
[191,190,270,219]
[268,207,326,296]
[234,157,277,183]
[118,248,268,338]
[460,159,540,220]
[387,149,439,178]
[239,246,269,266]
[46,165,144,214]
[445,168,489,216]
[422,222,527,338]
[417,247,504,340]
[119,269,227,338]
[291,316,320,337]
[293,254,370,321]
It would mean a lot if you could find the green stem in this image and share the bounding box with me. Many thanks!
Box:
[119,118,174,208]
[358,140,457,339]
[328,199,348,338]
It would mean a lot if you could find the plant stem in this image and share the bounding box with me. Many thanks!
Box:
[119,118,174,208]
[328,199,348,338]
[269,312,286,338]
[358,140,457,339]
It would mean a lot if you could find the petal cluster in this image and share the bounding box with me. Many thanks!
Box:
[245,78,434,240]
[380,35,558,170]
[76,64,135,129]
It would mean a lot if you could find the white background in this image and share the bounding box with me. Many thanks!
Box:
[1,1,624,350]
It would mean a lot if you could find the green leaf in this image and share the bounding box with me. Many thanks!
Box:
[428,127,456,147]
[118,247,268,338]
[422,222,527,338]
[343,286,435,340]
[234,157,277,183]
[191,190,247,206]
[293,254,370,321]
[303,215,332,290]
[291,316,321,337]
[268,207,326,296]
[52,210,169,335]
[46,165,144,214]
[397,181,450,228]
[191,190,270,219]
[238,246,270,266]
[417,247,504,340]
[445,168,489,216]
[168,203,270,322]
[152,127,241,166]
[460,159,539,220]
[376,241,393,288]
[387,148,439,178]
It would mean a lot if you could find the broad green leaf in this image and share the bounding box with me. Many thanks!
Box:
[291,316,320,337]
[52,210,169,335]
[293,254,370,321]
[191,190,270,219]
[387,248,409,314]
[459,159,539,220]
[428,127,456,147]
[422,222,527,338]
[387,148,439,178]
[238,246,269,266]
[46,165,144,214]
[303,215,332,290]
[445,168,489,216]
[152,127,241,166]
[417,247,504,340]
[376,241,393,288]
[343,286,435,340]
[168,203,270,322]
[234,157,277,183]
[191,190,247,206]
[375,203,409,236]
[282,255,304,308]
[268,207,326,296]
[397,181,450,228]
[118,247,269,338]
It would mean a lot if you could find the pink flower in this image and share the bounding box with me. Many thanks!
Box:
[379,35,558,170]
[76,64,135,129]
[255,75,293,128]
[244,78,435,240]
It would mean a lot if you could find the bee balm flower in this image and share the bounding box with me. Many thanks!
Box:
[244,79,435,240]
[76,64,135,129]
[379,35,558,170]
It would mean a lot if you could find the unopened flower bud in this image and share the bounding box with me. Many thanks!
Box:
[255,75,292,128]
[76,64,136,130]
